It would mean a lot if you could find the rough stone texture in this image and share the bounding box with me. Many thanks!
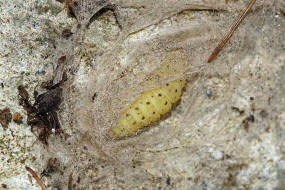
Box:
[0,0,284,190]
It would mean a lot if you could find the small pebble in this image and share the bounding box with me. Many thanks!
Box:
[209,148,223,160]
[212,151,223,160]
[205,88,213,97]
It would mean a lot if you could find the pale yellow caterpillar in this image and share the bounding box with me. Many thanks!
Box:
[108,78,186,138]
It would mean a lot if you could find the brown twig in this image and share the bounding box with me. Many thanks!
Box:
[207,0,256,63]
[281,10,285,17]
[25,166,47,190]
[68,173,73,190]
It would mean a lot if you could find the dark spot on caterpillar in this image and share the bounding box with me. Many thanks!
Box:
[151,96,154,98]
[166,83,169,86]
[153,112,155,114]
[146,102,150,105]
[165,101,168,105]
[158,93,162,97]
[142,116,145,120]
[175,89,178,92]
[126,113,130,117]
[135,107,139,110]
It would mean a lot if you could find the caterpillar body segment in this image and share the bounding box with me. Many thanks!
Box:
[109,78,186,138]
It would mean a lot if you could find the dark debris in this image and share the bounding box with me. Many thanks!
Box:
[166,176,171,185]
[18,80,64,146]
[1,184,8,189]
[242,114,255,132]
[0,107,12,128]
[231,106,245,115]
[13,112,23,124]
[62,28,73,38]
[41,158,60,177]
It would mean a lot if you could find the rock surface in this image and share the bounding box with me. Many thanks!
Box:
[0,0,284,189]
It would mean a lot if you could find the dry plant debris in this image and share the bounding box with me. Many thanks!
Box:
[25,166,48,190]
[18,82,64,146]
[13,112,23,124]
[208,0,256,63]
[0,107,12,129]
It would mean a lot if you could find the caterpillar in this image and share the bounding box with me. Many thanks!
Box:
[108,78,186,138]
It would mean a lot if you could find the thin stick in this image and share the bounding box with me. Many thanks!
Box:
[25,166,47,190]
[281,10,285,17]
[68,173,73,190]
[207,0,256,63]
